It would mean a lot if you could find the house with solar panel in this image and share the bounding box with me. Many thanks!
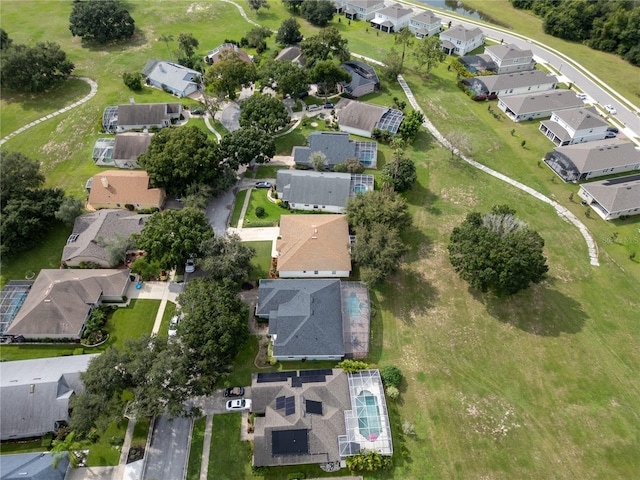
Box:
[293,132,378,169]
[578,174,640,220]
[142,60,202,97]
[335,99,404,139]
[102,103,182,133]
[251,368,393,468]
[276,171,374,213]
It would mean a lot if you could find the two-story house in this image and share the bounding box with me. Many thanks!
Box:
[484,43,536,74]
[440,24,484,56]
[409,10,442,38]
[539,106,610,147]
[370,3,414,33]
[343,0,385,21]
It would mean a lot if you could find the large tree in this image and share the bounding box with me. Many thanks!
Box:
[394,27,415,73]
[281,0,304,12]
[134,208,214,270]
[300,0,335,27]
[413,35,446,77]
[239,94,290,134]
[219,127,275,166]
[382,150,417,193]
[137,126,233,195]
[352,223,407,286]
[177,278,249,390]
[448,205,549,295]
[203,51,257,100]
[243,25,272,53]
[346,189,411,230]
[300,27,350,66]
[258,59,310,98]
[276,18,303,46]
[247,0,270,13]
[397,109,425,142]
[310,60,350,102]
[381,48,403,81]
[0,42,74,93]
[199,234,255,285]
[69,0,135,44]
[176,33,199,68]
[0,151,46,208]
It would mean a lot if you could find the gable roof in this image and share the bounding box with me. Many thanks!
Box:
[411,9,441,25]
[347,0,384,8]
[62,210,149,266]
[336,99,404,135]
[112,132,153,160]
[467,70,557,93]
[276,215,351,273]
[258,279,344,358]
[499,90,584,115]
[0,355,98,440]
[581,174,640,213]
[442,24,483,42]
[553,106,608,131]
[293,132,357,166]
[377,3,413,19]
[485,43,533,61]
[143,60,201,93]
[206,43,252,64]
[340,60,379,96]
[277,170,352,208]
[5,270,129,338]
[275,45,305,66]
[0,453,69,479]
[88,170,165,208]
[553,140,640,173]
[116,103,180,127]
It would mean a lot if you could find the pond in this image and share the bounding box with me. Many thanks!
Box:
[415,0,511,28]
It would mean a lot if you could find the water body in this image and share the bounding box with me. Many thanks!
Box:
[415,0,512,28]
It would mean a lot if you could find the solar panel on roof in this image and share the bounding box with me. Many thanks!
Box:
[271,429,309,456]
[306,400,323,415]
[285,396,296,416]
[275,396,285,409]
[257,371,294,383]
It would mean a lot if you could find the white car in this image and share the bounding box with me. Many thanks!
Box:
[226,399,252,411]
[185,258,195,273]
[604,104,617,115]
[168,314,181,337]
[575,93,588,100]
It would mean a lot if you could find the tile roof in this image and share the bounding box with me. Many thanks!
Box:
[581,174,640,213]
[276,215,351,273]
[499,90,583,115]
[277,170,352,208]
[554,140,640,173]
[112,133,153,160]
[88,170,165,208]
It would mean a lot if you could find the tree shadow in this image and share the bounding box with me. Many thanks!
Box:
[385,267,439,326]
[81,28,147,52]
[480,281,588,336]
[401,224,434,262]
[366,290,383,364]
[406,180,441,215]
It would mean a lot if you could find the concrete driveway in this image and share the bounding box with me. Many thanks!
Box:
[219,102,240,132]
[142,415,192,480]
[206,187,238,236]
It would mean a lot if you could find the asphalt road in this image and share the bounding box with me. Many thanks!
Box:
[143,416,192,480]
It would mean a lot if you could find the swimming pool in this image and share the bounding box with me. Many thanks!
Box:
[356,390,382,440]
[345,292,362,316]
[358,151,375,167]
[352,183,367,195]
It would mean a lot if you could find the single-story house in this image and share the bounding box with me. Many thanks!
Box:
[539,106,609,147]
[0,452,69,480]
[0,281,33,336]
[92,133,154,168]
[498,90,584,122]
[142,60,202,97]
[336,98,404,138]
[440,24,484,56]
[205,43,252,65]
[251,368,392,467]
[293,131,378,169]
[275,45,305,66]
[544,140,640,182]
[276,170,375,213]
[1,355,98,440]
[276,215,351,278]
[462,70,558,98]
[370,3,414,33]
[102,103,181,133]
[342,0,385,21]
[578,173,640,220]
[87,170,165,211]
[339,60,380,98]
[484,43,535,74]
[4,270,129,340]
[61,210,149,267]
[409,10,442,38]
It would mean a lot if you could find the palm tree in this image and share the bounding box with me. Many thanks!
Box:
[159,34,174,61]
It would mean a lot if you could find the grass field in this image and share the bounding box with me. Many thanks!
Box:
[229,189,247,228]
[186,416,207,480]
[156,301,177,339]
[245,241,272,282]
[242,189,292,227]
[208,414,252,480]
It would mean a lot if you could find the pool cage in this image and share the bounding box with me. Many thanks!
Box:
[338,370,393,457]
[92,138,115,165]
[354,141,378,168]
[349,174,375,198]
[341,282,370,359]
[0,280,33,336]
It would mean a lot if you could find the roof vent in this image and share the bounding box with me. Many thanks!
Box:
[29,384,35,394]
[100,177,109,188]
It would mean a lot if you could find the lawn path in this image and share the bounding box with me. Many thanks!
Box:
[0,76,98,146]
[199,415,214,480]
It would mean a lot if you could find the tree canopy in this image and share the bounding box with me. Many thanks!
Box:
[346,189,412,231]
[310,60,350,101]
[351,222,407,286]
[448,205,549,295]
[398,109,425,142]
[0,40,74,92]
[134,208,214,270]
[204,51,257,100]
[300,0,335,27]
[0,151,46,208]
[300,27,350,66]
[247,0,270,13]
[137,126,234,195]
[219,127,276,166]
[394,27,415,73]
[276,18,303,46]
[239,94,290,134]
[199,233,255,286]
[258,59,310,97]
[69,0,135,44]
[382,155,417,193]
[413,35,446,77]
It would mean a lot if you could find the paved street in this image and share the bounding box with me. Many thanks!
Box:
[142,416,192,480]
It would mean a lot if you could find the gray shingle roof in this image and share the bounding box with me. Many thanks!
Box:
[112,133,153,161]
[1,355,98,440]
[144,61,201,93]
[377,3,413,19]
[277,170,352,207]
[466,70,557,93]
[293,132,357,166]
[0,453,69,479]
[442,24,483,42]
[499,90,583,116]
[116,103,180,127]
[347,0,384,8]
[412,10,441,25]
[340,60,380,96]
[553,106,608,131]
[581,174,640,213]
[336,99,386,133]
[257,279,345,357]
[554,140,640,173]
[485,43,533,62]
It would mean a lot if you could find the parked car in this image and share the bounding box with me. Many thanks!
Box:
[168,314,181,337]
[605,131,617,138]
[307,104,320,111]
[604,104,617,115]
[255,181,272,189]
[607,126,619,133]
[185,258,195,273]
[226,399,252,411]
[575,93,588,100]
[191,108,203,115]
[224,387,245,397]
[323,102,334,109]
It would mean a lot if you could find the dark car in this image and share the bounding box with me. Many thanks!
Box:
[255,181,272,189]
[224,387,245,397]
[606,126,619,133]
[323,102,334,109]
[191,108,203,115]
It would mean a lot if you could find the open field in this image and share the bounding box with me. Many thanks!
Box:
[2,2,639,478]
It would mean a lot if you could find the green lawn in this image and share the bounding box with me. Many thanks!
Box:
[208,414,252,480]
[106,299,159,349]
[0,439,47,454]
[254,165,287,179]
[242,189,292,228]
[156,301,176,339]
[186,416,207,480]
[244,241,272,282]
[131,417,150,449]
[85,419,127,467]
[229,189,248,228]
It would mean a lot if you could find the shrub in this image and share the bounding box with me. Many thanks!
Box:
[287,473,305,480]
[337,359,369,373]
[122,72,142,91]
[333,162,347,172]
[255,206,265,217]
[380,365,403,388]
[346,450,393,472]
[41,433,54,448]
[124,204,135,211]
[385,385,400,400]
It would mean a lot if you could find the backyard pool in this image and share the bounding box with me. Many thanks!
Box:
[352,183,367,195]
[356,389,382,440]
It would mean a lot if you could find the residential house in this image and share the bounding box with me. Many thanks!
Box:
[275,215,351,278]
[339,60,380,98]
[0,452,69,480]
[102,103,181,133]
[335,98,404,138]
[87,170,165,211]
[142,60,201,97]
[251,369,392,467]
[61,210,149,267]
[440,24,484,55]
[343,0,385,21]
[205,43,252,65]
[498,90,584,122]
[0,281,33,336]
[409,10,442,38]
[484,43,535,74]
[463,70,558,98]
[92,133,153,168]
[4,270,129,340]
[275,45,305,66]
[293,131,378,168]
[276,170,375,213]
[544,140,640,182]
[1,355,98,440]
[578,174,640,220]
[539,106,609,147]
[370,3,414,33]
